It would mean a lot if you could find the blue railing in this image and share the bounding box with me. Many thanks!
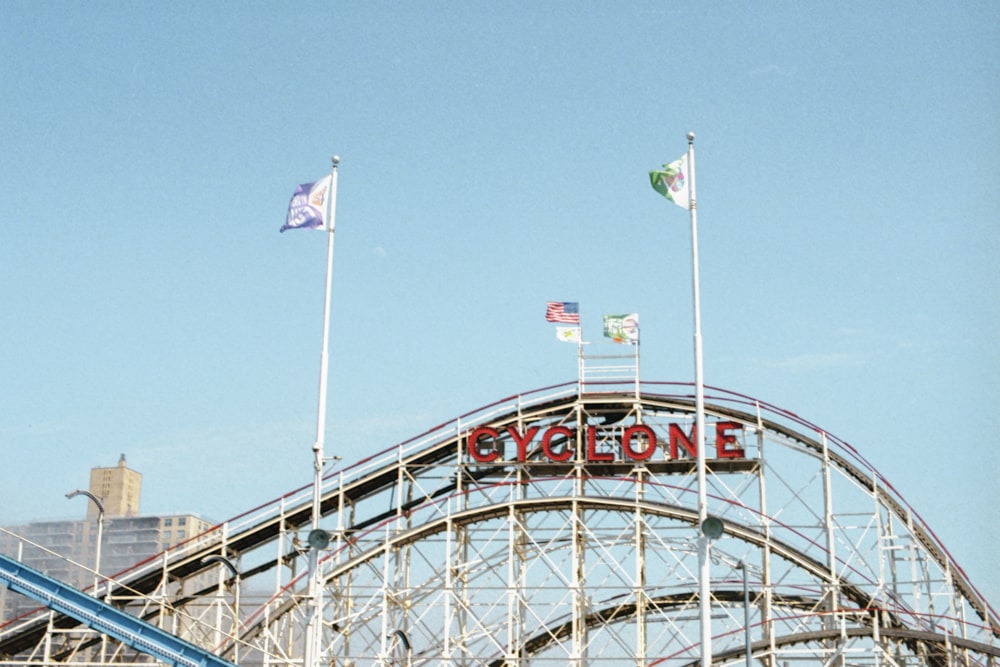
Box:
[0,553,236,667]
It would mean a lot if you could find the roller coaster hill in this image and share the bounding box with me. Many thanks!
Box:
[1,372,998,666]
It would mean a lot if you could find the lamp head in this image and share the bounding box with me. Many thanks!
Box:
[307,528,331,550]
[701,516,724,540]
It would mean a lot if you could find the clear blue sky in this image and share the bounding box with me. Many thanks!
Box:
[2,3,997,606]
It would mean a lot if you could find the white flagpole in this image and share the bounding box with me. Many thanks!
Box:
[304,155,340,667]
[686,133,712,667]
[634,324,640,399]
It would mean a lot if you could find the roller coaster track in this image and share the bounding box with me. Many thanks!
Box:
[1,382,997,665]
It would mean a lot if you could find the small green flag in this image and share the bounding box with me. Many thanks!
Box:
[603,313,639,344]
[649,154,690,209]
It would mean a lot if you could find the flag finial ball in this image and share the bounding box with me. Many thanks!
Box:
[687,132,695,142]
[331,155,340,166]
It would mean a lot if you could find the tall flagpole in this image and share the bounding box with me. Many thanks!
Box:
[304,155,339,667]
[686,133,712,667]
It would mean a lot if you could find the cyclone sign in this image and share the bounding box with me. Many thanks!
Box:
[465,420,746,464]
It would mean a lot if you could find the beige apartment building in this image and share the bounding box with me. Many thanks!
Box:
[0,456,213,621]
[86,454,143,520]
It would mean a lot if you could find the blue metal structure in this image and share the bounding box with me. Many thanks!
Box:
[0,553,236,667]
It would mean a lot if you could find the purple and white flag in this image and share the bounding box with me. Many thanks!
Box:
[281,176,332,232]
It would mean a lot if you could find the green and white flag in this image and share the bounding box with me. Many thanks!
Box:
[649,154,690,209]
[603,313,639,344]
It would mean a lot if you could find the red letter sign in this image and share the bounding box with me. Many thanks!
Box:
[622,425,656,460]
[468,426,500,463]
[585,425,614,462]
[715,421,745,458]
[542,426,574,462]
[506,425,539,462]
[669,423,698,459]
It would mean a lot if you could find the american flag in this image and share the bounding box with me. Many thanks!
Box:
[545,301,580,324]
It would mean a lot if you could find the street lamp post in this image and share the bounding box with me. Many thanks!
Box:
[736,561,752,667]
[66,490,104,596]
[700,516,724,665]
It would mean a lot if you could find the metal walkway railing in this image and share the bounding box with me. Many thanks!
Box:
[0,553,235,667]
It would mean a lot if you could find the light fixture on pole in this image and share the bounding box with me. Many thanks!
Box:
[202,555,241,664]
[307,529,331,550]
[66,490,104,596]
[700,516,724,540]
[389,629,412,667]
